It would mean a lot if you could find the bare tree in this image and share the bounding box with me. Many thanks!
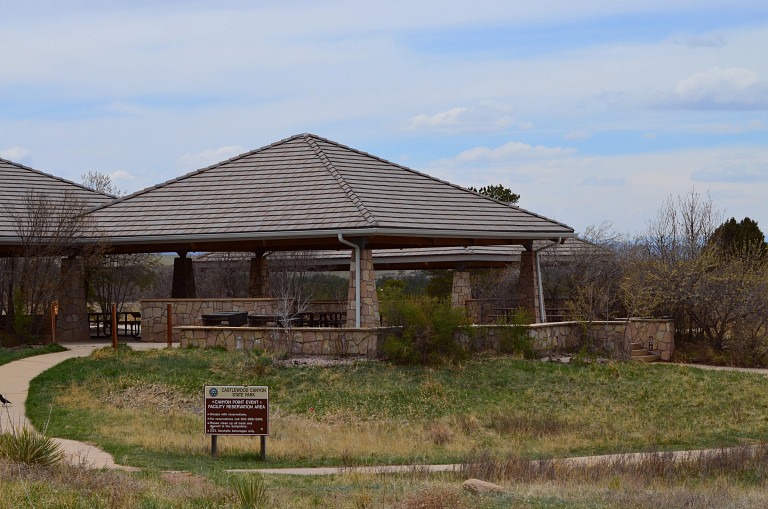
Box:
[194,252,250,298]
[80,171,160,313]
[2,191,99,340]
[88,253,160,313]
[266,250,317,357]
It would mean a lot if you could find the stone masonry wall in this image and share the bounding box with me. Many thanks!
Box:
[346,248,380,328]
[141,298,277,342]
[57,257,89,342]
[451,271,472,309]
[178,326,380,358]
[462,318,675,360]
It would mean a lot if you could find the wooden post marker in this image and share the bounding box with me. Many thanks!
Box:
[166,304,173,347]
[111,303,118,349]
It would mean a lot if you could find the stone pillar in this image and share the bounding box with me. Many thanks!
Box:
[171,252,196,298]
[451,270,472,308]
[248,253,270,297]
[518,248,542,323]
[57,256,89,341]
[346,247,380,328]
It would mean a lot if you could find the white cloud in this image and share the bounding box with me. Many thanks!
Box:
[451,141,577,164]
[405,103,531,134]
[176,145,245,170]
[109,170,135,181]
[565,130,592,141]
[669,31,726,48]
[407,107,469,130]
[692,119,766,134]
[0,146,30,161]
[652,67,768,109]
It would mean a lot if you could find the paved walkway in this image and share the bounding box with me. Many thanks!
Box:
[0,340,174,471]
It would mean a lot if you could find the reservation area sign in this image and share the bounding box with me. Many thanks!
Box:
[204,385,269,436]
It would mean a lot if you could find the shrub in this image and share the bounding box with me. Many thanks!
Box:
[230,474,269,509]
[0,426,64,466]
[496,309,535,358]
[380,295,470,364]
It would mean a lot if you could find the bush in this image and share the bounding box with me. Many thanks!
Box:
[380,295,470,364]
[496,309,535,358]
[230,474,269,509]
[0,427,64,466]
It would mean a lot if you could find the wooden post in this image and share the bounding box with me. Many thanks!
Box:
[211,435,218,457]
[50,302,57,344]
[166,303,173,347]
[260,436,266,460]
[111,304,118,349]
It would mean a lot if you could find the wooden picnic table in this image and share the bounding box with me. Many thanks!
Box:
[88,311,141,338]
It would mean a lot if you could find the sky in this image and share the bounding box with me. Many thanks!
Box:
[1,1,767,236]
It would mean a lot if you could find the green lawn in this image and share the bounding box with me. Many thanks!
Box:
[25,346,768,475]
[0,342,66,366]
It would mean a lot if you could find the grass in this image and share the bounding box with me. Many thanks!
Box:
[0,342,66,366]
[25,346,768,475]
[2,450,768,508]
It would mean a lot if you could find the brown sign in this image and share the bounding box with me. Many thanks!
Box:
[204,385,269,436]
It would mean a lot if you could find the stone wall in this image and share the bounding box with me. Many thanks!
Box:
[462,318,675,360]
[346,248,380,328]
[140,298,277,342]
[57,257,89,342]
[178,326,381,358]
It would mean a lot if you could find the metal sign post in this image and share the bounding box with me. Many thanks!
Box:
[204,385,269,459]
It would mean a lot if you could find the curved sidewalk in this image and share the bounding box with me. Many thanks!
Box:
[0,341,174,470]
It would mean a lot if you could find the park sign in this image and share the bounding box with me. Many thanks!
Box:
[204,385,269,436]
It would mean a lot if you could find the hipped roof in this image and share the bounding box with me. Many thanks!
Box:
[89,133,574,253]
[0,158,114,254]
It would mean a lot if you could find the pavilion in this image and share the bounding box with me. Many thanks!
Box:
[2,133,576,342]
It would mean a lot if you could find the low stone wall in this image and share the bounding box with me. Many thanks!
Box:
[462,318,675,360]
[177,326,381,358]
[140,298,277,343]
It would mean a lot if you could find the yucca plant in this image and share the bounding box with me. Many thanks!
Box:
[230,474,269,509]
[0,426,64,466]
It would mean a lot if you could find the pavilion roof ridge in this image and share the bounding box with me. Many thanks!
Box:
[299,133,575,232]
[0,156,116,200]
[301,134,379,228]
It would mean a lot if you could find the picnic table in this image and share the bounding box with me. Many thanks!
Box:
[200,312,248,327]
[89,311,141,338]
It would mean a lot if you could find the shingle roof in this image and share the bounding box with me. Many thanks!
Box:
[88,133,575,252]
[0,158,114,251]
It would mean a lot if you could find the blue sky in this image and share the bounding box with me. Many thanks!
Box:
[1,1,767,235]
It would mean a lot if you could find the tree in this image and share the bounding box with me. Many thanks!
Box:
[468,184,520,205]
[80,172,159,313]
[81,171,121,197]
[709,217,766,254]
[2,190,99,341]
[624,189,768,364]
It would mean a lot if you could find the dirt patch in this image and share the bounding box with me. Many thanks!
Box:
[160,470,210,488]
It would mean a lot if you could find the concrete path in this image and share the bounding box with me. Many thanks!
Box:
[0,340,174,471]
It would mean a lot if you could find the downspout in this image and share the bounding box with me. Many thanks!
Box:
[534,237,563,323]
[337,233,361,328]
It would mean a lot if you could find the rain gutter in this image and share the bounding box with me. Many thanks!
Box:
[337,233,360,328]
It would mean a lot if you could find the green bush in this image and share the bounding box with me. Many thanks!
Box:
[0,426,64,466]
[496,309,535,358]
[380,295,470,364]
